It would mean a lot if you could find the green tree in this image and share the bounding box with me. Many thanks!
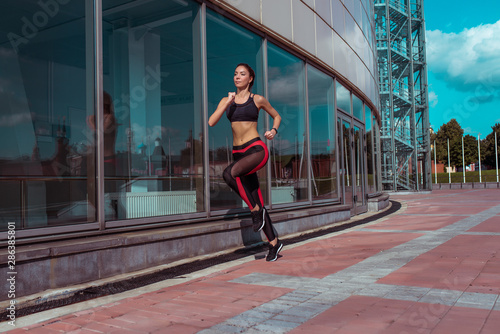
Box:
[434,119,464,167]
[483,123,500,168]
[463,134,478,168]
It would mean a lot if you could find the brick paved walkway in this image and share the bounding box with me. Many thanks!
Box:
[3,189,500,333]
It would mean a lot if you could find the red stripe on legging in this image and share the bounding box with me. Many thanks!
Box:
[232,140,264,154]
[258,188,264,208]
[246,142,269,175]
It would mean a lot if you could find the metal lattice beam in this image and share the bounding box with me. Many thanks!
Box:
[374,0,431,191]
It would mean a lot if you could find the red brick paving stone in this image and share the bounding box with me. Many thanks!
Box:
[378,235,500,292]
[80,320,129,333]
[65,330,102,334]
[38,320,81,332]
[368,214,464,231]
[97,312,186,333]
[469,256,500,294]
[480,310,500,334]
[468,215,500,233]
[91,304,139,319]
[402,205,488,215]
[55,312,112,328]
[89,317,135,330]
[392,301,452,331]
[431,306,490,334]
[4,329,28,334]
[383,323,432,334]
[290,296,414,334]
[152,323,204,334]
[20,326,68,334]
[223,231,422,280]
[141,289,191,303]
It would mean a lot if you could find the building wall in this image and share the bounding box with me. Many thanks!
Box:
[0,0,386,300]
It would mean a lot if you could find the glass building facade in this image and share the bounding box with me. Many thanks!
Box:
[0,0,381,242]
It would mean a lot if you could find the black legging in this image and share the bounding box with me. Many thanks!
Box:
[223,137,276,241]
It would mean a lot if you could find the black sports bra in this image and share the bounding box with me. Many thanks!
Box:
[226,94,259,123]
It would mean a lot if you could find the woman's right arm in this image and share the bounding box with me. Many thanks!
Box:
[208,93,235,127]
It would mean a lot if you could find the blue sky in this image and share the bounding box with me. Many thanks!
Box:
[425,1,500,137]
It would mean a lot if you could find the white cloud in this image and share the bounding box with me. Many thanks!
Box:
[428,90,438,107]
[463,126,479,135]
[426,20,500,100]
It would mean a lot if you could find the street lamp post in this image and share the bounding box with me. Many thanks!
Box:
[447,138,451,184]
[478,134,482,183]
[495,131,498,183]
[462,136,465,183]
[434,140,437,184]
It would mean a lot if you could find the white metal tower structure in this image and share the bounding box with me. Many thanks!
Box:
[374,0,431,191]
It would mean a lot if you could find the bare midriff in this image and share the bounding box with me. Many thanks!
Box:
[231,121,260,146]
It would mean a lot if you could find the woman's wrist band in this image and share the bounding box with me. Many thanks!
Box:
[272,127,278,134]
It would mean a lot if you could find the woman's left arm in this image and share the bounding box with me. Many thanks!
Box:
[255,95,281,140]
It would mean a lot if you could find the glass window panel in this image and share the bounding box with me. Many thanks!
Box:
[316,18,333,67]
[292,0,315,55]
[353,124,363,207]
[352,94,363,120]
[365,107,375,194]
[315,0,332,26]
[308,66,337,201]
[268,43,307,205]
[262,0,292,41]
[0,0,93,230]
[102,0,204,220]
[206,9,265,212]
[331,0,345,38]
[373,114,382,192]
[336,81,351,113]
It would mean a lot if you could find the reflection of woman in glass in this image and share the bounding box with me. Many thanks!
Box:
[209,63,283,261]
[87,91,118,172]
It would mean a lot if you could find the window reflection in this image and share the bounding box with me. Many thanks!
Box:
[340,119,353,206]
[373,114,382,192]
[268,44,307,204]
[308,66,337,201]
[336,81,351,113]
[206,10,265,212]
[102,0,204,220]
[352,94,363,120]
[0,0,92,230]
[365,107,375,194]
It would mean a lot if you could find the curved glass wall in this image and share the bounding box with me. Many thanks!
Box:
[307,66,338,201]
[0,0,380,236]
[267,43,307,205]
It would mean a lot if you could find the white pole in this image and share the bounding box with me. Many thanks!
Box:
[462,136,465,183]
[478,134,482,183]
[169,136,171,191]
[447,138,451,184]
[434,140,437,184]
[495,131,498,183]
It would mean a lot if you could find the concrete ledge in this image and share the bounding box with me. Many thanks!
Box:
[367,192,390,212]
[0,204,350,300]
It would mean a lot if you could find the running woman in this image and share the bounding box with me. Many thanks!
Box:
[208,63,283,261]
